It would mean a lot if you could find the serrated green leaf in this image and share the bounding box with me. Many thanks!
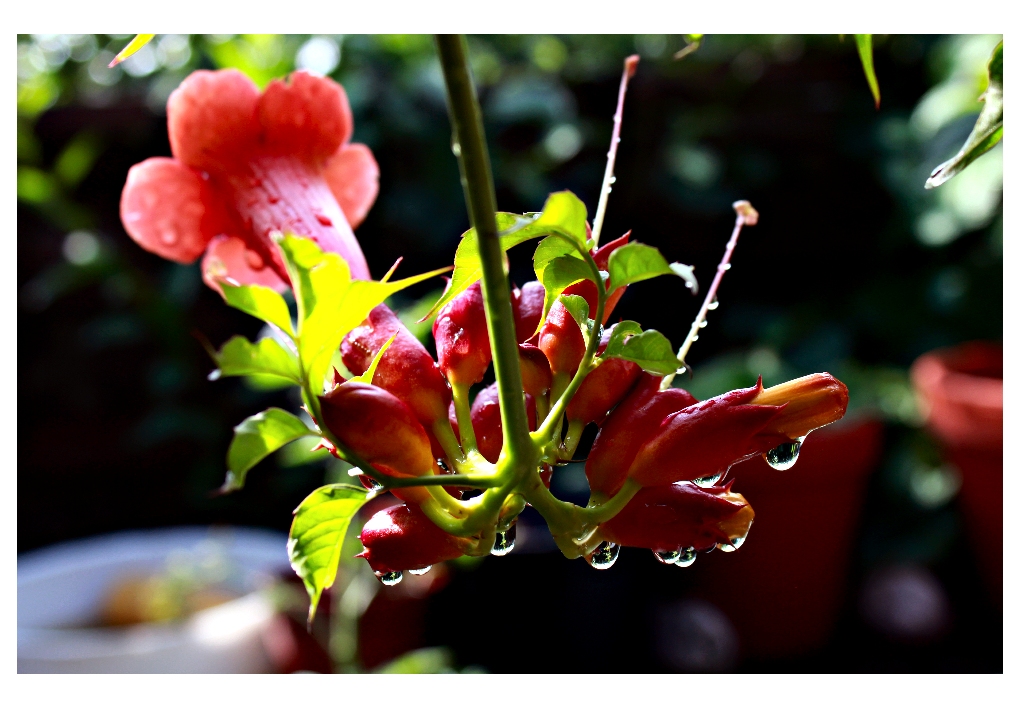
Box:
[926,41,1003,189]
[424,191,590,319]
[211,335,301,384]
[220,282,294,337]
[558,294,592,347]
[288,483,371,622]
[607,242,698,294]
[276,234,447,394]
[223,408,315,492]
[602,324,682,376]
[854,34,880,109]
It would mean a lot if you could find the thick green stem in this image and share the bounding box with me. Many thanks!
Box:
[451,382,478,453]
[436,35,532,469]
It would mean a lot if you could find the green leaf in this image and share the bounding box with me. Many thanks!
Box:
[854,34,880,109]
[211,335,302,384]
[223,408,315,492]
[349,334,396,385]
[220,282,294,337]
[926,41,1003,189]
[538,255,593,325]
[288,483,371,622]
[558,294,592,347]
[276,234,447,395]
[424,190,590,319]
[602,322,683,376]
[607,242,698,294]
[374,647,458,674]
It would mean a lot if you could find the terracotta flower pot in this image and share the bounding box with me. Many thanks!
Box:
[692,417,883,659]
[910,342,1002,606]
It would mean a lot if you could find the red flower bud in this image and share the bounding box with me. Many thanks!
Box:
[471,382,538,464]
[514,281,545,343]
[356,504,472,574]
[318,381,434,504]
[587,373,698,496]
[566,324,642,425]
[341,304,452,446]
[518,343,553,400]
[588,374,849,496]
[591,232,630,319]
[433,281,491,386]
[599,482,755,553]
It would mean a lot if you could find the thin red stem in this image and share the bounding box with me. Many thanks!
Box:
[590,54,639,248]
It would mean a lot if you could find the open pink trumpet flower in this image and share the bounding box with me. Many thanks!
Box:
[120,69,379,291]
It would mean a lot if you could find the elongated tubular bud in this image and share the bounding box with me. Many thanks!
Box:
[341,304,452,455]
[471,382,538,464]
[626,380,785,489]
[356,504,472,574]
[518,343,552,400]
[599,483,754,553]
[749,373,849,439]
[514,281,545,343]
[586,373,698,497]
[538,300,588,381]
[318,381,434,504]
[433,281,492,385]
[566,324,642,425]
[590,232,630,319]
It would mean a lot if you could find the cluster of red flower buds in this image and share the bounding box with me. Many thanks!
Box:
[316,235,848,579]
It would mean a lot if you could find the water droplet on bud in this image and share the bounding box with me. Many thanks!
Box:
[375,570,403,586]
[692,472,722,487]
[491,525,516,556]
[764,438,804,471]
[676,547,697,567]
[408,566,432,576]
[654,550,681,564]
[587,541,620,569]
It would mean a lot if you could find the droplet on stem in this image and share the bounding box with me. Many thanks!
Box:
[587,541,620,569]
[491,524,516,556]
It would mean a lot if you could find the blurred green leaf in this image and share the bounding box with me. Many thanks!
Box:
[211,335,301,384]
[17,166,56,204]
[223,408,315,492]
[374,647,458,674]
[926,41,1003,189]
[602,321,682,375]
[220,282,294,336]
[288,483,371,622]
[855,34,880,109]
[607,242,697,294]
[54,132,102,188]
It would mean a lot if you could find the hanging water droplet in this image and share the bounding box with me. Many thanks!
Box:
[609,176,617,184]
[451,142,462,157]
[491,525,516,556]
[764,437,804,471]
[606,186,612,193]
[707,299,719,310]
[654,550,681,565]
[691,335,700,341]
[676,366,687,375]
[360,474,383,492]
[721,263,732,271]
[375,570,403,586]
[698,320,708,328]
[717,541,737,552]
[692,472,722,487]
[675,547,697,567]
[408,566,432,576]
[587,541,620,569]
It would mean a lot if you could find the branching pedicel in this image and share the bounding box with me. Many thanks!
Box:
[119,35,849,622]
